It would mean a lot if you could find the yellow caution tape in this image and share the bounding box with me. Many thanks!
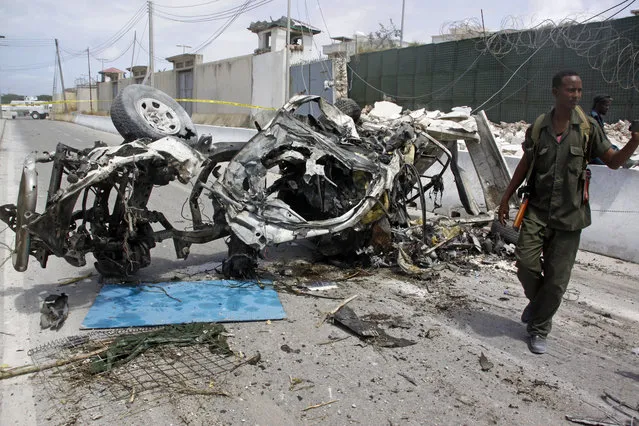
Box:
[175,98,276,111]
[3,98,276,110]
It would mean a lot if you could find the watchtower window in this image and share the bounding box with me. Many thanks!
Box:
[262,32,271,49]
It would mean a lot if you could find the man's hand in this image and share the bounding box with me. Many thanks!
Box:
[601,131,639,169]
[498,198,510,225]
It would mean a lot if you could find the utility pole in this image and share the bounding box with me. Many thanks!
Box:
[400,0,406,46]
[87,48,93,112]
[0,36,4,105]
[284,0,291,101]
[55,39,68,113]
[130,31,136,78]
[176,44,191,54]
[481,9,486,37]
[96,57,106,73]
[148,0,155,87]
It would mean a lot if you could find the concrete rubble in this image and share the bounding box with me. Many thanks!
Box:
[486,118,639,163]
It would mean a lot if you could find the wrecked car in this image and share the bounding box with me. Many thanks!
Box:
[1,84,495,279]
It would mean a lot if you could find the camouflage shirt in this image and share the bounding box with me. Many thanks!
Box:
[522,108,612,231]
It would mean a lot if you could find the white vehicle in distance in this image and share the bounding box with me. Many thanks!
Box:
[9,96,51,119]
[1,106,18,119]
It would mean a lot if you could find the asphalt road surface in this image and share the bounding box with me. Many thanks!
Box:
[0,118,637,425]
[0,118,228,424]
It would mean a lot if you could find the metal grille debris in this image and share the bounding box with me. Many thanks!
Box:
[28,326,241,424]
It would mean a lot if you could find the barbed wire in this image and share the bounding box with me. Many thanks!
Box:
[476,11,639,91]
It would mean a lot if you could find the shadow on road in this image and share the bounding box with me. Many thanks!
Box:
[1,252,227,316]
[448,308,527,342]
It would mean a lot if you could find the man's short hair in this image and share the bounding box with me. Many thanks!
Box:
[552,70,580,89]
[593,94,612,105]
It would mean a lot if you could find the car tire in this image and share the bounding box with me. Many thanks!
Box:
[334,98,362,123]
[491,218,520,245]
[30,111,39,119]
[111,84,198,144]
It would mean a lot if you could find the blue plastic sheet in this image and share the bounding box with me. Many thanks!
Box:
[82,280,286,329]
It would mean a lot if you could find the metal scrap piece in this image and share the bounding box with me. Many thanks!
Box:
[331,306,415,348]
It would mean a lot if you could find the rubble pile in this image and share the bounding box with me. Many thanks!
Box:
[360,102,480,143]
[605,119,632,147]
[489,121,528,157]
[485,118,638,162]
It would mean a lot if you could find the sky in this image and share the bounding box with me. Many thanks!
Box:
[0,0,636,97]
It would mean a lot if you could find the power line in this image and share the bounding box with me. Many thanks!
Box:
[154,0,222,8]
[344,1,639,107]
[135,16,150,66]
[191,0,267,52]
[93,38,136,63]
[154,0,270,23]
[605,0,637,20]
[62,3,147,57]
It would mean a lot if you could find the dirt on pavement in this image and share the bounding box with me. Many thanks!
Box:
[19,245,638,426]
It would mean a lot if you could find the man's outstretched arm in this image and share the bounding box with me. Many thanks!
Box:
[600,131,639,169]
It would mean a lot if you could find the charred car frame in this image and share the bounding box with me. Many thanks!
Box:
[0,85,461,279]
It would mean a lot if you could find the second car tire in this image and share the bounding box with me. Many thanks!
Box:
[111,84,198,145]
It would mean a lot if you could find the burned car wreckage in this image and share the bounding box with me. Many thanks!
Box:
[0,85,505,279]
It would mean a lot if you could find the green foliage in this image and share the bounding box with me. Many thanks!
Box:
[1,93,23,104]
[37,95,53,101]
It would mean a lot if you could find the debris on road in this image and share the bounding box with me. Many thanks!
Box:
[479,352,494,371]
[57,272,94,286]
[89,323,232,373]
[302,281,338,291]
[39,293,69,330]
[330,305,415,348]
[0,84,522,281]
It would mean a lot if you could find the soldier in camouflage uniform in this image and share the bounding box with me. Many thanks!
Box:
[498,70,639,354]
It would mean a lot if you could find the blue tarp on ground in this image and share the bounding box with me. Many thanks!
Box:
[82,280,286,329]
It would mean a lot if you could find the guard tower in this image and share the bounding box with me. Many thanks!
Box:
[248,17,320,63]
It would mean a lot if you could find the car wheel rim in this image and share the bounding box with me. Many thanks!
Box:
[136,98,182,135]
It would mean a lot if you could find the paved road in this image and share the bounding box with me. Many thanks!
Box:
[0,118,228,424]
[1,118,638,426]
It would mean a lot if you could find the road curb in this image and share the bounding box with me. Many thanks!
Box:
[0,119,6,144]
[70,114,258,143]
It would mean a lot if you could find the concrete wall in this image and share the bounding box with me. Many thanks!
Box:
[270,28,287,52]
[94,33,325,127]
[154,70,176,98]
[96,58,256,127]
[75,87,98,113]
[193,55,253,127]
[96,79,133,113]
[97,72,173,113]
[251,49,285,125]
[53,91,77,113]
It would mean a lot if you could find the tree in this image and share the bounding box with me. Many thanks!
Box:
[366,20,402,51]
[1,93,23,104]
[37,95,53,101]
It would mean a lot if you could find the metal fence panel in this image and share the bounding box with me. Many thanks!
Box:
[349,16,639,123]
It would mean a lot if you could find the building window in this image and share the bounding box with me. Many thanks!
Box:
[263,32,271,49]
